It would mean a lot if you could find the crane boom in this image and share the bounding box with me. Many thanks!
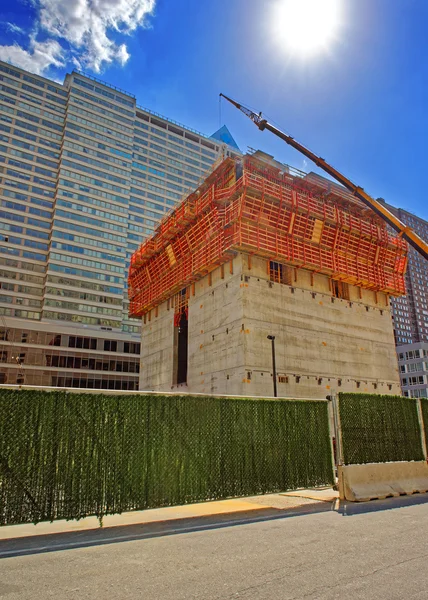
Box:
[220,94,428,261]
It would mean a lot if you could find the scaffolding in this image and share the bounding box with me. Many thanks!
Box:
[128,155,407,318]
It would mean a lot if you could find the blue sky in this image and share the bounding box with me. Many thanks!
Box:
[1,0,427,219]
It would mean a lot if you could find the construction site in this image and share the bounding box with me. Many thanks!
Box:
[128,149,407,398]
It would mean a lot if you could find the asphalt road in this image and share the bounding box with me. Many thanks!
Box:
[1,495,428,599]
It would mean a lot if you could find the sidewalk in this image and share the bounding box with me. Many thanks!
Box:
[0,488,338,541]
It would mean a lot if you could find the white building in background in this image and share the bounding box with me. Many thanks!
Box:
[0,60,240,389]
[396,342,428,398]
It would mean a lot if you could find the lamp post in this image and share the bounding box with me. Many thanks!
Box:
[267,335,277,397]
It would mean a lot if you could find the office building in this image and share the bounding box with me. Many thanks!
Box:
[396,342,428,398]
[387,206,428,397]
[380,203,428,346]
[0,61,239,389]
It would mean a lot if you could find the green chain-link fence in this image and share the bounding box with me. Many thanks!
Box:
[0,389,334,525]
[338,392,424,465]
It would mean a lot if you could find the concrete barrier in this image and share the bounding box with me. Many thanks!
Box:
[338,461,428,502]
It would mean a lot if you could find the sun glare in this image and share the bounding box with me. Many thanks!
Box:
[272,0,342,58]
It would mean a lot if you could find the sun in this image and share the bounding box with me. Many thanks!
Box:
[272,0,342,58]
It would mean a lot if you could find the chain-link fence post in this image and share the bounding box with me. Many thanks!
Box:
[416,398,427,461]
[330,393,343,466]
[327,396,337,473]
[331,392,345,499]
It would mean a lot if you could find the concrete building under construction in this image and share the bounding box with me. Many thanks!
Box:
[128,151,407,398]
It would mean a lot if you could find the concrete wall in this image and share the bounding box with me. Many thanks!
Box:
[140,254,245,393]
[187,255,245,396]
[239,254,400,398]
[140,301,175,391]
[140,253,401,397]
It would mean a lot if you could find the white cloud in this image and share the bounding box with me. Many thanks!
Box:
[0,38,65,75]
[116,44,130,66]
[6,23,26,35]
[0,0,155,75]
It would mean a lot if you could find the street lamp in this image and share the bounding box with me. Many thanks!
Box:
[267,335,277,397]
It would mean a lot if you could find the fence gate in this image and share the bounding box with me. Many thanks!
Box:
[331,392,428,502]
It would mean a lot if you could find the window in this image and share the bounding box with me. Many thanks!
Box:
[69,336,97,349]
[332,280,350,300]
[174,308,188,385]
[269,261,293,285]
[104,340,117,352]
[124,342,141,354]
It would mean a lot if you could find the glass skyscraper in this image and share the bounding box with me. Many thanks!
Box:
[0,61,239,389]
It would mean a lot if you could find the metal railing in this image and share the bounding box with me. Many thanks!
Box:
[72,70,136,99]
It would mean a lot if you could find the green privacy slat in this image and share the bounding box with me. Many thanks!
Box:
[338,392,424,465]
[0,390,334,525]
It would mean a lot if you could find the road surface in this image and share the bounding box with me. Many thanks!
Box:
[1,494,428,599]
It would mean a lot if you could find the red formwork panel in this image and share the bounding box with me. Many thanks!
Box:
[128,155,407,317]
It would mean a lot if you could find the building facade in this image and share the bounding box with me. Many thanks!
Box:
[396,342,428,398]
[384,204,428,346]
[139,252,401,398]
[0,61,238,389]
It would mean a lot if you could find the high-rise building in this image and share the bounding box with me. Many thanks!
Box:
[0,61,239,389]
[381,203,428,346]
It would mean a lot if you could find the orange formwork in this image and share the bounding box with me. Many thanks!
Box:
[128,155,407,318]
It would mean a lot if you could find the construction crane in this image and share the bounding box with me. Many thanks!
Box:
[220,94,428,261]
